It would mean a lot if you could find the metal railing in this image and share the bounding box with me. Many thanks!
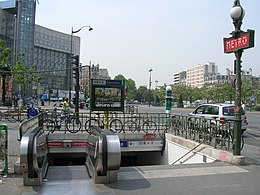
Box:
[165,114,243,152]
[19,110,244,153]
[43,111,170,135]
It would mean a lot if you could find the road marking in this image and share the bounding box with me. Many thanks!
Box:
[118,165,248,180]
[245,128,260,141]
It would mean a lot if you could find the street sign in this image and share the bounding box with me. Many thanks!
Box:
[223,29,255,53]
[250,96,255,102]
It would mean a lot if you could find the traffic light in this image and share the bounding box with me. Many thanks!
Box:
[71,55,79,80]
[71,54,80,113]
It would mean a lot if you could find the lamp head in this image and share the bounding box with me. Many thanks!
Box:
[230,0,245,20]
[166,86,172,91]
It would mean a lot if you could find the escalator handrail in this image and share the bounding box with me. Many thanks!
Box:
[100,133,107,175]
[20,126,44,178]
[19,113,44,141]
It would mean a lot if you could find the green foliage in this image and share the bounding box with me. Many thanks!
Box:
[177,94,184,108]
[114,74,137,101]
[114,73,260,106]
[136,85,149,102]
[0,39,11,68]
[11,53,41,84]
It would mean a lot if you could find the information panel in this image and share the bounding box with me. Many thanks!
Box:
[90,79,125,111]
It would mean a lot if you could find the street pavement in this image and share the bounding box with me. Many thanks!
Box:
[0,104,260,195]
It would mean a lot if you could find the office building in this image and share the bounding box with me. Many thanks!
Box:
[173,71,186,85]
[0,6,15,105]
[34,24,80,94]
[186,62,218,88]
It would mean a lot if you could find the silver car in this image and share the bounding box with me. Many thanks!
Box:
[189,103,248,133]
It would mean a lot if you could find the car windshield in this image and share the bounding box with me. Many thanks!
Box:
[223,106,245,116]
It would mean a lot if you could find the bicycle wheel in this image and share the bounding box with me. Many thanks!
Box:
[85,119,100,134]
[43,119,56,133]
[7,113,17,123]
[142,120,157,133]
[66,116,82,133]
[123,120,137,133]
[18,112,28,122]
[109,119,123,133]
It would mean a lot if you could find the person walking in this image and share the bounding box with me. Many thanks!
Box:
[63,98,70,112]
[241,101,246,111]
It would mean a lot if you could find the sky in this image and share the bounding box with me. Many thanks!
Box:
[35,0,260,88]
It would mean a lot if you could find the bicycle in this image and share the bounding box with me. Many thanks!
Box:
[44,108,82,133]
[122,114,157,133]
[84,112,123,134]
[0,107,27,123]
[219,125,244,152]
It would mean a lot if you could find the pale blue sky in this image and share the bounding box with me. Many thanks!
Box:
[35,0,260,87]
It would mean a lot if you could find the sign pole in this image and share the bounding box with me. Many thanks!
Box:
[233,50,243,155]
[224,0,254,155]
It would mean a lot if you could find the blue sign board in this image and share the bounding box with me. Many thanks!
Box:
[120,141,129,147]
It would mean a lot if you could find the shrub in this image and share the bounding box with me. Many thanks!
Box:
[255,106,260,111]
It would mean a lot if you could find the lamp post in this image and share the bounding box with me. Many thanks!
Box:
[69,25,93,108]
[231,0,244,155]
[155,80,158,89]
[224,0,254,155]
[148,68,153,107]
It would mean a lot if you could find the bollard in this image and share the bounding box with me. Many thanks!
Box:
[165,86,173,114]
[0,124,8,175]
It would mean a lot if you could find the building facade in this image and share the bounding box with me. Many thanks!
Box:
[204,74,229,86]
[173,71,186,85]
[0,7,15,105]
[1,1,111,102]
[186,62,218,88]
[80,64,110,98]
[34,24,80,94]
[15,0,36,68]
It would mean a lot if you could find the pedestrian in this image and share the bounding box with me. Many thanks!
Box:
[63,98,70,112]
[241,101,246,111]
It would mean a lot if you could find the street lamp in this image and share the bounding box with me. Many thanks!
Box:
[148,68,153,107]
[155,80,158,89]
[69,25,93,108]
[230,0,244,155]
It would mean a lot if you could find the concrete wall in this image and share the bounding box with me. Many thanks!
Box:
[166,133,245,166]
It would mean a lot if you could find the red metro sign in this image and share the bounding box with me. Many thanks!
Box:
[223,30,254,53]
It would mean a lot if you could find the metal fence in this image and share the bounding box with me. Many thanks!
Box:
[31,110,241,152]
[43,110,169,135]
[165,114,240,152]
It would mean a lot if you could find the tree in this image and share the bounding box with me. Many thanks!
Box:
[114,74,126,81]
[0,39,11,68]
[136,86,149,103]
[11,53,41,97]
[126,78,137,100]
[0,39,12,105]
[114,74,137,101]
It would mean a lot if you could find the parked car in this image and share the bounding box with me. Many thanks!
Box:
[79,101,85,109]
[189,103,248,133]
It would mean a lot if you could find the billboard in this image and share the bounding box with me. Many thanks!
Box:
[90,79,125,111]
[0,0,16,9]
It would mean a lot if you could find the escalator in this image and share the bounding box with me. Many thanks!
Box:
[20,125,121,186]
